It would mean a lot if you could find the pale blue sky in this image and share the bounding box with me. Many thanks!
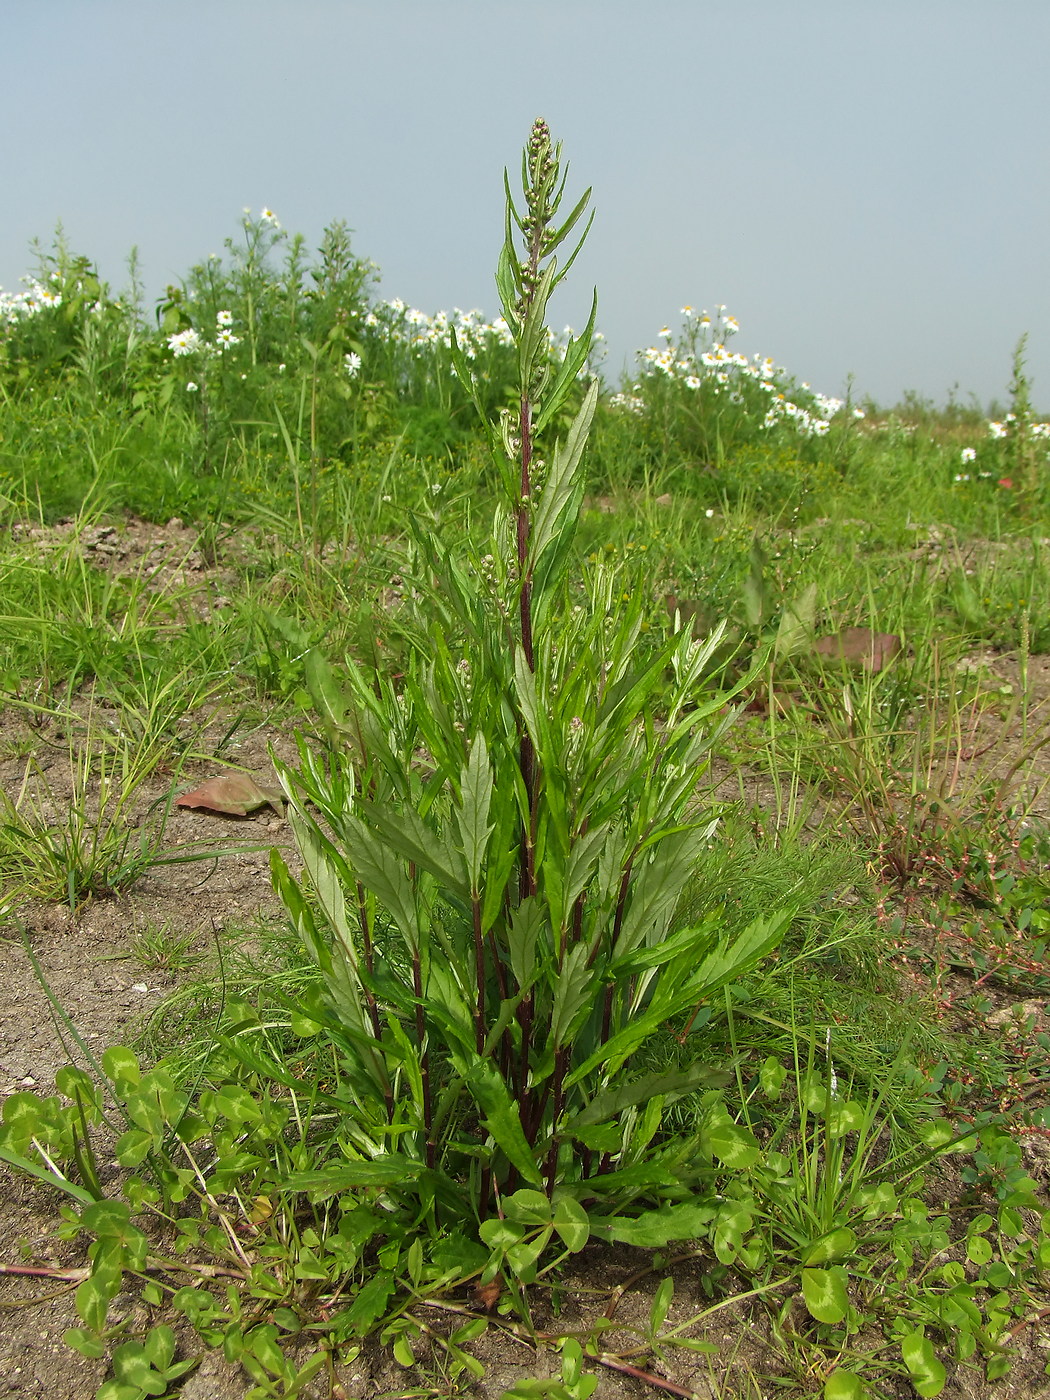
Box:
[4,1,1048,408]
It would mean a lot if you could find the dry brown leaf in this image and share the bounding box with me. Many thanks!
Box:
[176,772,285,818]
[812,627,902,673]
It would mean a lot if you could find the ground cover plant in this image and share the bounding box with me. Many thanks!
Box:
[0,124,1049,1400]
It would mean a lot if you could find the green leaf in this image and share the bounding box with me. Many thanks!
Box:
[774,582,817,658]
[63,1327,107,1359]
[824,1371,868,1399]
[344,814,419,950]
[965,1234,993,1265]
[100,1046,141,1092]
[590,1200,716,1247]
[531,379,599,569]
[549,942,598,1049]
[114,1128,155,1168]
[803,1227,857,1266]
[699,1107,761,1169]
[573,1061,726,1131]
[456,735,494,892]
[801,1266,849,1324]
[901,1329,946,1397]
[551,1194,590,1252]
[508,897,544,994]
[506,1225,552,1279]
[650,1277,674,1336]
[213,1086,263,1124]
[361,797,469,898]
[111,1340,170,1395]
[285,1156,424,1195]
[465,1062,542,1185]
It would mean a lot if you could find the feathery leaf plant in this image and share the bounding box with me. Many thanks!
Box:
[272,121,792,1260]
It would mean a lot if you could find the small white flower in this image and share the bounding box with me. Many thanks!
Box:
[278,362,286,372]
[960,446,977,463]
[344,351,362,378]
[215,327,241,349]
[216,309,233,327]
[260,207,280,227]
[185,381,199,392]
[705,508,715,518]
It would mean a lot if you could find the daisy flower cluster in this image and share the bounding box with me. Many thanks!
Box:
[167,310,241,359]
[363,298,591,364]
[617,305,860,438]
[0,275,64,326]
[988,413,1050,441]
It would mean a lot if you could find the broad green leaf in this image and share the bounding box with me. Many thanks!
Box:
[803,1227,857,1265]
[479,1218,525,1252]
[551,1194,590,1252]
[506,1225,552,1279]
[63,1328,107,1360]
[650,1277,674,1337]
[502,1189,553,1225]
[827,1100,867,1137]
[900,1329,946,1397]
[965,1234,993,1265]
[824,1371,868,1399]
[111,1341,170,1395]
[774,582,817,658]
[801,1266,849,1324]
[534,291,598,435]
[114,1128,155,1168]
[699,1107,761,1168]
[340,1270,397,1337]
[100,1046,140,1092]
[685,910,793,1002]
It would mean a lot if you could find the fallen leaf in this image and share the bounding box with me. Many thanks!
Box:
[176,773,285,818]
[812,628,902,673]
[472,1279,502,1312]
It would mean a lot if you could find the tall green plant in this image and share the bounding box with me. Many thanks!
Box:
[272,121,791,1251]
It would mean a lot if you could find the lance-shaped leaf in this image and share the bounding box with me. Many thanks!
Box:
[534,291,598,435]
[344,814,420,952]
[454,1055,542,1184]
[549,942,599,1049]
[569,1061,728,1132]
[589,1199,717,1247]
[531,378,599,569]
[611,826,709,961]
[508,896,544,994]
[456,735,494,893]
[357,798,469,898]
